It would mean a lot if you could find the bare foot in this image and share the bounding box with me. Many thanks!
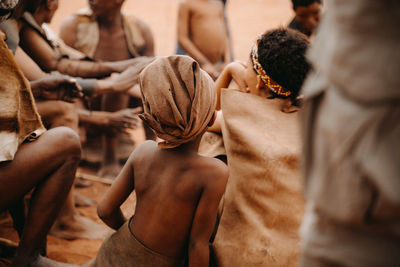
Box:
[49,213,110,240]
[74,191,96,207]
[97,163,121,180]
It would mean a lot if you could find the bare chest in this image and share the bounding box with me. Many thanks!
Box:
[93,26,132,61]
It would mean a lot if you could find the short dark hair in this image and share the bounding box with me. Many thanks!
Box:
[257,28,310,100]
[291,0,321,10]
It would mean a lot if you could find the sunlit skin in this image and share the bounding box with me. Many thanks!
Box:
[294,2,321,36]
[59,0,155,179]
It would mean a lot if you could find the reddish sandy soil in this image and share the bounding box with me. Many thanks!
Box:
[0,0,293,265]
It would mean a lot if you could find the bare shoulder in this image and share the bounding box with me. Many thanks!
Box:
[59,14,80,46]
[194,157,228,191]
[131,140,157,159]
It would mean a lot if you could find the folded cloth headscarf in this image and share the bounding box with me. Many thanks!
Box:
[139,55,216,148]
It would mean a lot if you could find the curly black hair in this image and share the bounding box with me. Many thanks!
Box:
[292,0,322,10]
[256,28,310,101]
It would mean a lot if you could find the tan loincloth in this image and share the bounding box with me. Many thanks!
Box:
[212,89,304,267]
[0,31,45,162]
[86,219,185,267]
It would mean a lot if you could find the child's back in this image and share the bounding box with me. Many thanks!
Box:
[131,140,227,258]
[93,55,228,267]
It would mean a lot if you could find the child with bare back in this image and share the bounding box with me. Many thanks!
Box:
[177,0,231,79]
[89,55,228,267]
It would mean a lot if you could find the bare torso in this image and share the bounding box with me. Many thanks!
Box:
[93,17,132,61]
[129,141,222,258]
[188,0,228,64]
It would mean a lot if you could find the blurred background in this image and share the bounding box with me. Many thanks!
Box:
[49,0,293,61]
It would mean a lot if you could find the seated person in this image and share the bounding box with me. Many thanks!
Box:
[0,5,81,265]
[288,0,322,37]
[88,55,228,266]
[59,0,155,177]
[200,29,311,266]
[177,0,231,79]
[0,0,115,241]
[18,0,153,178]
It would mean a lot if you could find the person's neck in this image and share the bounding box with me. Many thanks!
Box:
[97,10,123,29]
[32,9,47,26]
[169,135,203,154]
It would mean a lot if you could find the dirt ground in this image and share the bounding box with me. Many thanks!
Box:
[0,0,293,265]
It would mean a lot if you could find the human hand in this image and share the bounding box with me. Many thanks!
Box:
[31,75,83,102]
[109,57,156,93]
[106,107,142,132]
[202,62,219,80]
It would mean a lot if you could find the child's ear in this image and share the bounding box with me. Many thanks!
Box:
[208,111,217,127]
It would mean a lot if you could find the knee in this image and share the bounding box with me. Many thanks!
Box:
[51,127,82,161]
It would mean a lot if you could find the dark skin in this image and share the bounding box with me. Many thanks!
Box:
[97,137,228,266]
[59,0,155,179]
[294,2,321,36]
[0,127,81,267]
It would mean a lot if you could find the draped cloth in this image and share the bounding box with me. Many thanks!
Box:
[86,219,185,267]
[212,89,304,267]
[139,55,216,148]
[299,0,400,266]
[74,8,146,58]
[0,31,45,162]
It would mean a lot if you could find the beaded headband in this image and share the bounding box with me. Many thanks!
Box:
[250,39,291,97]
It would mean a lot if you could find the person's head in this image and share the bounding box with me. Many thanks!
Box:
[88,0,124,18]
[245,28,310,104]
[0,0,18,22]
[139,55,216,148]
[25,0,58,23]
[0,0,42,20]
[291,0,321,36]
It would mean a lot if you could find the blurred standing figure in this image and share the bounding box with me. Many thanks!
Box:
[60,0,155,179]
[177,0,231,79]
[300,0,400,266]
[288,0,322,37]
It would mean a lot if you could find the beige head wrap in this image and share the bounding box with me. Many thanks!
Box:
[139,55,216,148]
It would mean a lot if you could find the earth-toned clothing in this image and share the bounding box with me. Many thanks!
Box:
[87,219,185,267]
[212,89,304,266]
[0,31,45,162]
[300,0,400,266]
[139,55,216,148]
[72,8,147,58]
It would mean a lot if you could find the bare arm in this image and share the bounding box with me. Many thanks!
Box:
[19,26,61,72]
[189,164,228,267]
[137,20,155,57]
[207,110,223,133]
[215,62,248,110]
[97,152,136,229]
[177,2,215,75]
[14,46,47,80]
